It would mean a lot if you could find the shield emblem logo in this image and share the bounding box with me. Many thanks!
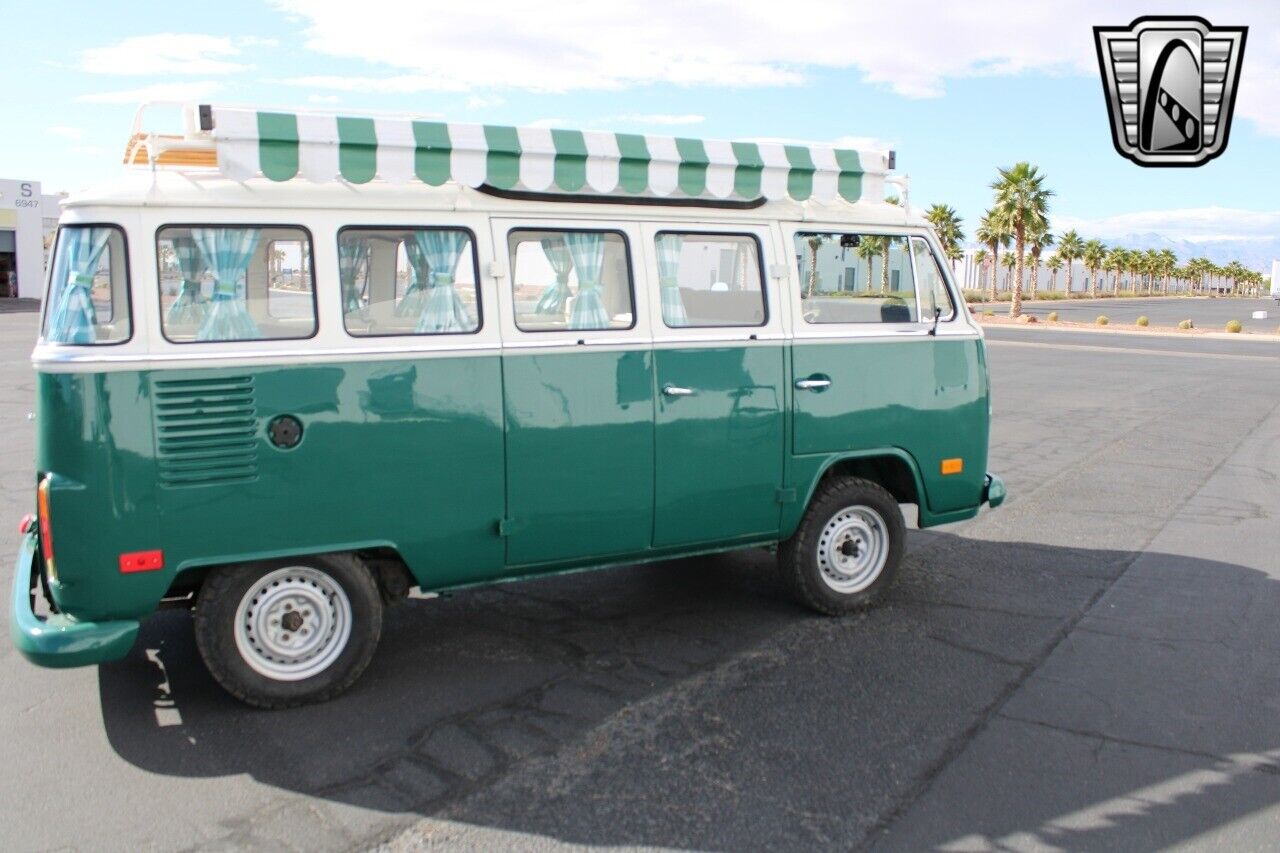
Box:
[1094,16,1247,167]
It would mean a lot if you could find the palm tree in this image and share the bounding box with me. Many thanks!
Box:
[1082,240,1105,298]
[1056,229,1083,296]
[1026,223,1053,300]
[1000,251,1017,291]
[1045,254,1063,292]
[975,211,1012,303]
[805,236,822,298]
[1105,247,1127,295]
[856,236,882,294]
[990,161,1053,318]
[1158,249,1177,295]
[879,197,901,295]
[1142,249,1160,295]
[973,249,989,293]
[925,204,965,257]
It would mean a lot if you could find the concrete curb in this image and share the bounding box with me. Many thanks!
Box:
[976,320,1280,343]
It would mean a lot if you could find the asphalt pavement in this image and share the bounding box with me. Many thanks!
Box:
[1,311,1278,851]
[978,296,1280,333]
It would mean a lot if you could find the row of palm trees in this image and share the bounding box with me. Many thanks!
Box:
[921,164,1268,317]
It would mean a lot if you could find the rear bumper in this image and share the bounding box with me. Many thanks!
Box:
[9,529,139,668]
[982,473,1007,509]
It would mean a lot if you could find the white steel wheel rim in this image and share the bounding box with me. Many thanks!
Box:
[816,504,890,594]
[233,566,352,682]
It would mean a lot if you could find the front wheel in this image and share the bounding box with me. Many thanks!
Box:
[194,554,383,708]
[779,476,905,615]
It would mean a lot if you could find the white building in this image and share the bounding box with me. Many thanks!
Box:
[0,179,62,300]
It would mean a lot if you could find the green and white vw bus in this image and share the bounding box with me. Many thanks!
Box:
[12,105,1004,707]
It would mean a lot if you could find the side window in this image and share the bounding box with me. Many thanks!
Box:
[43,225,131,345]
[911,237,956,322]
[655,232,766,328]
[339,227,480,336]
[157,226,317,342]
[794,232,918,324]
[509,230,634,332]
[265,239,313,320]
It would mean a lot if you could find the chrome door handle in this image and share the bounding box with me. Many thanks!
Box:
[662,384,695,397]
[795,378,831,390]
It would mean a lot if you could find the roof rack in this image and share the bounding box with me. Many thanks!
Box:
[124,103,898,206]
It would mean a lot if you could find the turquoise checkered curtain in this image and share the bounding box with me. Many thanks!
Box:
[397,238,430,318]
[47,227,111,344]
[534,237,573,315]
[166,234,208,326]
[565,232,609,330]
[654,234,688,326]
[411,230,473,333]
[338,236,370,315]
[192,227,262,341]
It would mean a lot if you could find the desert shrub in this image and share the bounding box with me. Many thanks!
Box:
[1047,311,1059,322]
[962,290,985,304]
[1178,319,1194,330]
[982,309,995,317]
[1136,315,1149,327]
[1037,291,1066,300]
[1226,319,1243,333]
[995,292,1013,302]
[1096,315,1109,325]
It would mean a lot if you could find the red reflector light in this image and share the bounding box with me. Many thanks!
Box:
[19,513,35,535]
[119,550,164,574]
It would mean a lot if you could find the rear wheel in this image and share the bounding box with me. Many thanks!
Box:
[780,476,905,615]
[194,554,382,708]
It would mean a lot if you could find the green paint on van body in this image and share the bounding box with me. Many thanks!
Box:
[25,334,994,660]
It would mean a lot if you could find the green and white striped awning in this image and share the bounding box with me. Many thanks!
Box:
[210,106,889,204]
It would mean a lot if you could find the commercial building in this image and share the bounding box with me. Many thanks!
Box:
[0,179,62,300]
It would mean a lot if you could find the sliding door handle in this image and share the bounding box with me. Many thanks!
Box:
[662,384,695,397]
[795,378,831,391]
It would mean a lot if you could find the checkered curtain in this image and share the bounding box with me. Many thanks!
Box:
[166,234,209,326]
[192,227,262,342]
[411,230,473,333]
[654,234,688,327]
[565,233,610,330]
[534,237,573,315]
[46,227,111,344]
[338,236,370,315]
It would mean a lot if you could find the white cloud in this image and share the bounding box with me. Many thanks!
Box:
[307,94,340,104]
[81,34,247,76]
[1056,207,1280,243]
[605,114,705,126]
[466,95,506,110]
[77,81,224,104]
[47,126,85,140]
[271,1,1280,137]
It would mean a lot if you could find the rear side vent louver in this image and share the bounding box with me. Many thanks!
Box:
[153,375,258,487]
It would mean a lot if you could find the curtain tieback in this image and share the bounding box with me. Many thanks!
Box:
[210,279,238,298]
[68,272,94,286]
[429,272,454,288]
[578,278,600,290]
[658,276,680,288]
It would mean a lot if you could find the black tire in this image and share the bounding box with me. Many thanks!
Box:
[194,553,383,709]
[779,476,906,615]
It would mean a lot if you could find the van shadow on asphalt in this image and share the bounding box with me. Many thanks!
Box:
[96,532,1280,850]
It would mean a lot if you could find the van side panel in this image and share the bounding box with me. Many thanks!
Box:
[146,357,507,592]
[790,337,989,515]
[35,371,164,621]
[501,349,656,566]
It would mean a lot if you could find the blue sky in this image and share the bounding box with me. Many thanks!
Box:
[4,0,1278,247]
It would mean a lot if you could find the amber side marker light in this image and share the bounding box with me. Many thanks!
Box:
[941,458,964,475]
[119,550,165,574]
[36,475,56,581]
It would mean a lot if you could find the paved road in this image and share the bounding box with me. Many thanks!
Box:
[1,313,1279,851]
[979,296,1280,333]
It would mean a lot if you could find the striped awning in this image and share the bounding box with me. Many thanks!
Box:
[209,106,888,204]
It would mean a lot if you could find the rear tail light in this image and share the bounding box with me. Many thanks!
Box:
[36,475,56,582]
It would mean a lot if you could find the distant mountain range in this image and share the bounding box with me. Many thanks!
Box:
[1073,233,1278,274]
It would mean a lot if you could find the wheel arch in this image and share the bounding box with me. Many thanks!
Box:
[784,449,926,539]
